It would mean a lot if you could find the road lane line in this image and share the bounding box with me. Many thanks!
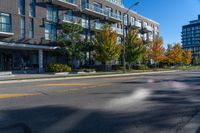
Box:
[37,83,91,87]
[0,93,40,99]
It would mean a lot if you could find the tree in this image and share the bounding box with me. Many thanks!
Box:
[143,41,153,66]
[166,43,184,65]
[194,56,200,65]
[56,22,84,68]
[125,28,144,70]
[183,49,192,65]
[92,24,122,67]
[148,37,165,67]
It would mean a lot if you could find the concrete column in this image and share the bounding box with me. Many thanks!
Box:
[38,49,44,73]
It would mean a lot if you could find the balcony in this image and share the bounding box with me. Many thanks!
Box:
[50,0,78,10]
[112,27,123,35]
[0,24,14,37]
[62,15,79,24]
[131,21,142,29]
[91,22,103,31]
[142,25,153,33]
[107,12,122,23]
[82,3,107,19]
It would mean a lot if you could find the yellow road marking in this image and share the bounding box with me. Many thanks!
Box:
[0,83,112,100]
[38,83,91,87]
[0,93,40,99]
[49,83,112,93]
[104,77,136,81]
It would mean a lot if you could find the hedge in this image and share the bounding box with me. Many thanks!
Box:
[45,64,71,72]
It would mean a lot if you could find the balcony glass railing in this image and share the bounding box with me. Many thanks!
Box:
[0,23,11,33]
[82,3,106,16]
[135,21,142,28]
[107,12,122,21]
[93,22,103,30]
[112,27,123,35]
[63,15,78,23]
[59,0,76,4]
[144,25,153,31]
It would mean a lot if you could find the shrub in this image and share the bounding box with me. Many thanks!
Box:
[45,64,71,72]
[132,65,148,70]
[112,65,124,71]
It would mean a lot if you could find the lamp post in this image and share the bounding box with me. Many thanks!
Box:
[122,2,140,73]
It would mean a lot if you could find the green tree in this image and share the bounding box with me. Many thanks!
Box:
[194,56,200,65]
[125,28,144,70]
[56,22,84,68]
[92,24,122,68]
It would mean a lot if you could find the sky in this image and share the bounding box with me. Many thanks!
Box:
[124,0,200,47]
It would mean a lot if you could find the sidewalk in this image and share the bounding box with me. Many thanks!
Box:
[0,70,178,84]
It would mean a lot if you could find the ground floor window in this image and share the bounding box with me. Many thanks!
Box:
[0,49,38,71]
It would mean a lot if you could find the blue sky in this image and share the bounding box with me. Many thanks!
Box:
[124,0,200,47]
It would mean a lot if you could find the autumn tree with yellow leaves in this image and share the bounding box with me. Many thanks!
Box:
[148,37,165,67]
[183,49,192,65]
[93,24,122,66]
[166,43,184,65]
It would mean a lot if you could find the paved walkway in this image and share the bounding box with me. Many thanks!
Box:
[0,71,178,83]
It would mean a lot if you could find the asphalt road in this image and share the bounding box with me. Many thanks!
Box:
[0,71,200,133]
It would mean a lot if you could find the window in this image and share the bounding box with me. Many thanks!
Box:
[124,14,128,25]
[29,18,34,38]
[29,0,35,17]
[107,0,123,5]
[0,13,11,32]
[20,17,25,39]
[46,5,58,22]
[64,10,73,22]
[45,22,56,41]
[18,0,25,15]
[81,14,89,28]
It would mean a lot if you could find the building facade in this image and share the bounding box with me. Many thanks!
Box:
[182,15,200,61]
[0,0,160,73]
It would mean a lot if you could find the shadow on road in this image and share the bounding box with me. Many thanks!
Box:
[1,72,200,133]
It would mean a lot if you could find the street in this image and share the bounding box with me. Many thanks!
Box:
[0,71,200,133]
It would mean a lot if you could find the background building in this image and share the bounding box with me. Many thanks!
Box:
[182,15,200,61]
[0,0,160,73]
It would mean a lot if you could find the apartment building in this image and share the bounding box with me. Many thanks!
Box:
[182,15,200,61]
[0,0,160,73]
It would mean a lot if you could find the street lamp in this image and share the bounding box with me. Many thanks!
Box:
[122,2,140,73]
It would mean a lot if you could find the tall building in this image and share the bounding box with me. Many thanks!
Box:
[182,15,200,61]
[0,0,160,73]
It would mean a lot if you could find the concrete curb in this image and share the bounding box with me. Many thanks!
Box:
[0,70,179,84]
[176,110,200,133]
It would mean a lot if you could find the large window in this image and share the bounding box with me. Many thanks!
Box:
[29,18,34,38]
[45,22,56,41]
[46,5,58,22]
[0,13,11,32]
[18,0,25,15]
[20,16,25,39]
[81,14,89,28]
[29,0,35,17]
[64,10,73,22]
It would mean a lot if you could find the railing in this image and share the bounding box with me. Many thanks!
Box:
[112,27,123,35]
[63,15,78,23]
[0,23,11,33]
[92,22,103,30]
[135,21,142,28]
[144,25,153,31]
[58,0,77,4]
[82,3,106,16]
[107,12,122,21]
